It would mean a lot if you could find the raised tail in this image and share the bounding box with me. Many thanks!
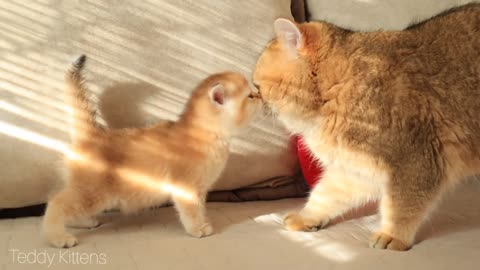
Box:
[65,55,98,143]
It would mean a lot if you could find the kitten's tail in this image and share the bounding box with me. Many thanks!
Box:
[65,55,99,143]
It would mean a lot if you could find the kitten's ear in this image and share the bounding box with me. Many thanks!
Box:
[274,18,303,50]
[209,83,225,106]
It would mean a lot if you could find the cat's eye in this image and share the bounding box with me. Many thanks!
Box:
[248,93,254,99]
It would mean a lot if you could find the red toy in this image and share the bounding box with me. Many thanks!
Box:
[294,135,324,188]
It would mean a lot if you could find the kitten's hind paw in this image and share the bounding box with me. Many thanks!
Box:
[47,233,78,248]
[187,223,214,238]
[283,212,329,232]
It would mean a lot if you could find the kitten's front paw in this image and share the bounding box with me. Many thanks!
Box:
[47,233,78,248]
[187,223,214,238]
[369,232,410,251]
[283,213,329,232]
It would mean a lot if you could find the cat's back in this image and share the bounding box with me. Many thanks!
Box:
[413,4,480,33]
[327,5,480,162]
[405,4,479,58]
[347,5,479,59]
[344,4,479,105]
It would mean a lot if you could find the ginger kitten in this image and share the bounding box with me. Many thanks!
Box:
[253,5,480,250]
[43,55,260,248]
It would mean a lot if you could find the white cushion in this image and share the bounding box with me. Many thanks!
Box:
[0,0,297,208]
[306,0,480,31]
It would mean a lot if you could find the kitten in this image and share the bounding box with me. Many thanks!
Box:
[43,55,260,248]
[306,0,480,31]
[253,5,480,250]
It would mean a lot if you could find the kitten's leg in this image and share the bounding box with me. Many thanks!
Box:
[284,167,380,231]
[66,217,101,229]
[43,191,79,248]
[172,192,213,238]
[370,165,444,251]
[43,189,101,248]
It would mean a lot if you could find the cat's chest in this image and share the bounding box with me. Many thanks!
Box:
[282,114,388,182]
[277,112,314,134]
[301,125,339,167]
[276,113,338,163]
[304,130,387,182]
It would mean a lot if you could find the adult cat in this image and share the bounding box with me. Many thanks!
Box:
[253,5,480,250]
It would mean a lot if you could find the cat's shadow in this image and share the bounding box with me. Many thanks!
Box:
[98,82,160,129]
[327,179,480,245]
[416,178,480,242]
[74,201,293,242]
[73,180,480,246]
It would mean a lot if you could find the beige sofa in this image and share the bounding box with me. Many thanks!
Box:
[0,0,300,209]
[1,1,480,270]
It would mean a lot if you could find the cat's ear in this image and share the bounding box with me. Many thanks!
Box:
[274,18,303,50]
[209,83,225,106]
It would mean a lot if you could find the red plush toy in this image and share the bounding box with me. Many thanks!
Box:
[294,135,324,188]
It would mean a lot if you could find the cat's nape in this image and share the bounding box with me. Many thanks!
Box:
[254,5,480,250]
[42,55,261,248]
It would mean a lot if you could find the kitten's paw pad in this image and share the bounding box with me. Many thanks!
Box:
[369,232,410,251]
[188,223,214,238]
[283,213,328,232]
[48,233,78,248]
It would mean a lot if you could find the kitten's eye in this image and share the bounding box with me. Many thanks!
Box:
[248,93,254,99]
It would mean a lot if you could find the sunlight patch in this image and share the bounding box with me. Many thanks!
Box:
[278,229,358,262]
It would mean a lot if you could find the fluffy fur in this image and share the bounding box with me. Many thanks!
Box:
[253,5,480,250]
[307,0,480,31]
[43,55,260,248]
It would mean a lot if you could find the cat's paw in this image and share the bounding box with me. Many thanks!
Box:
[187,223,214,238]
[47,233,78,248]
[369,232,410,251]
[283,213,329,232]
[68,218,101,229]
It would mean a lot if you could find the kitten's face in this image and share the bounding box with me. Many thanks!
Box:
[208,72,261,132]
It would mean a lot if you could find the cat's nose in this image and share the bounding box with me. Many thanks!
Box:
[251,86,262,98]
[252,92,261,99]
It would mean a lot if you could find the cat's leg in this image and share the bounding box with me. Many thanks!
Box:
[172,191,213,238]
[284,167,380,231]
[370,164,444,251]
[43,189,102,248]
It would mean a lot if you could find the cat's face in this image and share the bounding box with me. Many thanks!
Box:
[253,19,315,116]
[253,40,299,106]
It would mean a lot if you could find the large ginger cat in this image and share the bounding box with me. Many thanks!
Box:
[43,55,260,248]
[253,5,480,250]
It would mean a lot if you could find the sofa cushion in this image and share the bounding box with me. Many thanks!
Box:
[0,0,298,208]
